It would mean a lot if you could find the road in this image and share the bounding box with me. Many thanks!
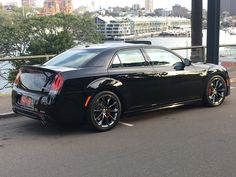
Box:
[0,86,236,177]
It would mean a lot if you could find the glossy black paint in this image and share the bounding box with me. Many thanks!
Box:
[12,44,230,122]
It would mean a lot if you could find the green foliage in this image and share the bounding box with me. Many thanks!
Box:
[0,13,104,83]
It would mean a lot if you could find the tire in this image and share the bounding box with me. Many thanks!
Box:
[202,75,227,107]
[86,91,122,131]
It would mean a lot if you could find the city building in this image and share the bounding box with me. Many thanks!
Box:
[155,8,172,17]
[22,0,35,9]
[96,16,132,40]
[2,1,18,11]
[42,0,73,16]
[172,4,189,18]
[74,6,88,15]
[145,0,153,13]
[57,0,73,14]
[95,16,190,40]
[91,1,95,10]
[221,0,236,16]
[43,0,60,15]
[132,4,140,11]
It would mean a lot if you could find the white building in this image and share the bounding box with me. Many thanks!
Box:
[145,0,153,13]
[95,16,190,40]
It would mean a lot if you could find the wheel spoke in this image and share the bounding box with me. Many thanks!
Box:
[215,80,219,88]
[109,102,117,108]
[217,89,225,92]
[106,97,111,106]
[109,114,116,121]
[98,115,105,126]
[212,94,216,103]
[105,118,110,126]
[217,82,223,89]
[95,113,103,120]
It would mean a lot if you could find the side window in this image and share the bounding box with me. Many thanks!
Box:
[111,55,122,68]
[116,49,146,67]
[144,48,182,66]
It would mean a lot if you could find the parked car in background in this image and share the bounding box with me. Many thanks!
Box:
[12,42,230,131]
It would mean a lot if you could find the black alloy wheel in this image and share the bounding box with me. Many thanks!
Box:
[203,75,227,107]
[87,91,122,131]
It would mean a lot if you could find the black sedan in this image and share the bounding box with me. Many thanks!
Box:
[12,43,230,131]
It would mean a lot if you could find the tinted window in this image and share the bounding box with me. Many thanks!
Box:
[144,48,182,66]
[44,49,100,68]
[115,49,146,67]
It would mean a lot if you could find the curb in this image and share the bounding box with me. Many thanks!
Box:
[231,78,236,83]
[0,112,17,119]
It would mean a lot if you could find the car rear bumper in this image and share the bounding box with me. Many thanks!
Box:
[12,106,53,122]
[12,86,87,122]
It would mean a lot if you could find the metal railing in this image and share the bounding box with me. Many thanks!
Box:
[0,55,56,62]
[1,44,236,93]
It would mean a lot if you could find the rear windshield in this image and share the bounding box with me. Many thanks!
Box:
[44,49,100,68]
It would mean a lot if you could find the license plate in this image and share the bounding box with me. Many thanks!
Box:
[20,96,33,108]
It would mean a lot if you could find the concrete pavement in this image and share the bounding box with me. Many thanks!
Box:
[1,70,236,118]
[0,88,236,177]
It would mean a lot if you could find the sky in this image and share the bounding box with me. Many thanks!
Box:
[0,0,208,10]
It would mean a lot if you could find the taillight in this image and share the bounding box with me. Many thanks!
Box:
[50,74,64,92]
[14,69,22,85]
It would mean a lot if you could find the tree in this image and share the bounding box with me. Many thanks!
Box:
[0,13,104,83]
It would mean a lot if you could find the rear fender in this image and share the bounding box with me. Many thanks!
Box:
[86,77,127,112]
[87,77,123,91]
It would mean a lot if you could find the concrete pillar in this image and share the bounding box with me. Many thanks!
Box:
[207,0,221,64]
[191,0,203,63]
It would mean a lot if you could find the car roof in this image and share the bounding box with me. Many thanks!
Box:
[64,43,183,68]
[72,43,166,51]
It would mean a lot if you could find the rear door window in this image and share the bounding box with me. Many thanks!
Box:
[112,49,147,68]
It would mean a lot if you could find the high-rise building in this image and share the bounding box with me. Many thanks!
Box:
[43,0,73,15]
[172,4,189,18]
[0,3,3,11]
[91,1,95,9]
[57,0,73,14]
[221,0,236,16]
[145,0,153,13]
[43,0,60,15]
[132,4,140,11]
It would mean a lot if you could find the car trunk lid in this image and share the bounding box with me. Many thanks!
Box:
[15,65,75,93]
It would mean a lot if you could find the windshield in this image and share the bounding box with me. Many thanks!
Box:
[44,49,100,68]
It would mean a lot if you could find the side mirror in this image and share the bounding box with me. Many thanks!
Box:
[183,58,191,66]
[174,62,185,71]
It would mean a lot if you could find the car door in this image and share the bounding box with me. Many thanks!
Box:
[108,48,159,111]
[143,47,203,104]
